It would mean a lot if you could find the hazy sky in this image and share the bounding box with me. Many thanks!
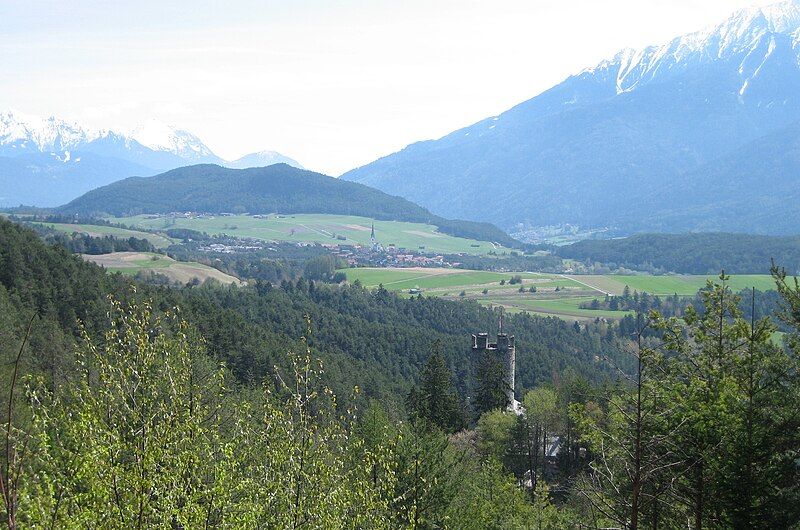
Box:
[0,0,769,174]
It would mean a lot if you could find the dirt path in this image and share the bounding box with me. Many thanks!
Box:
[380,269,460,286]
[560,274,613,296]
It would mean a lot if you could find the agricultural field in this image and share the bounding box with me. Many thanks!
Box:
[344,268,577,292]
[33,222,175,249]
[566,274,777,296]
[342,267,616,321]
[110,213,508,255]
[83,252,241,285]
[343,267,779,322]
[482,297,636,320]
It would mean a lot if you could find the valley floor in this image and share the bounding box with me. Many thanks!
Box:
[342,267,777,322]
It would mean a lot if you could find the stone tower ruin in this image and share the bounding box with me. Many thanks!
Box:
[472,325,520,414]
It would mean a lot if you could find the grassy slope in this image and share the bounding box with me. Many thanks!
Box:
[114,213,509,255]
[342,269,564,289]
[568,274,778,296]
[34,222,175,249]
[83,252,241,285]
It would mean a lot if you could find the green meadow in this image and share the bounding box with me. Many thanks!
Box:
[344,267,780,322]
[111,213,508,255]
[480,297,636,320]
[567,274,778,295]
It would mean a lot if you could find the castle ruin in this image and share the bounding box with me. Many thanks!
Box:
[472,328,521,414]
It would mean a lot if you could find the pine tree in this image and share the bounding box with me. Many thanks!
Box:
[408,344,465,433]
[474,353,508,416]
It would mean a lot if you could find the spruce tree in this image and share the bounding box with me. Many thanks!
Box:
[408,344,465,433]
[474,353,508,416]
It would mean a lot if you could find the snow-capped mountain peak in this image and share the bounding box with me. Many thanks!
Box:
[0,109,99,153]
[759,0,800,33]
[128,118,215,160]
[0,110,300,171]
[583,0,800,95]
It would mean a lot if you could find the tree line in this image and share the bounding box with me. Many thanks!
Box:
[557,232,800,274]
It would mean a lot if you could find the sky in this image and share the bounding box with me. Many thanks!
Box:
[0,0,771,174]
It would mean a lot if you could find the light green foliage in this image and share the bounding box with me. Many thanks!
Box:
[17,302,433,529]
[448,457,567,530]
[476,409,517,465]
[519,388,560,495]
[230,359,348,527]
[26,296,233,528]
[351,402,402,526]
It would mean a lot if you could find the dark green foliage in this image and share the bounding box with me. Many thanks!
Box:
[558,232,800,274]
[0,218,122,381]
[407,346,466,433]
[43,231,154,255]
[574,274,800,529]
[474,354,509,415]
[442,252,563,272]
[303,255,347,282]
[165,280,625,406]
[164,227,206,239]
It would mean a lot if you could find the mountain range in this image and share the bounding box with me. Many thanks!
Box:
[342,0,800,236]
[0,111,302,207]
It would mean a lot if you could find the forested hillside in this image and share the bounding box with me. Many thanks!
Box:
[57,163,519,246]
[558,232,800,274]
[1,219,799,528]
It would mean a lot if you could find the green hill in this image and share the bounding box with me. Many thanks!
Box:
[58,163,519,247]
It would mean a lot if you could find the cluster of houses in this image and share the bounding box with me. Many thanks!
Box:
[327,243,456,268]
[197,240,266,253]
[150,213,466,269]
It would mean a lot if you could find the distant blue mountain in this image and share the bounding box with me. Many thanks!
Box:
[0,153,153,208]
[342,1,800,235]
[0,111,302,207]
